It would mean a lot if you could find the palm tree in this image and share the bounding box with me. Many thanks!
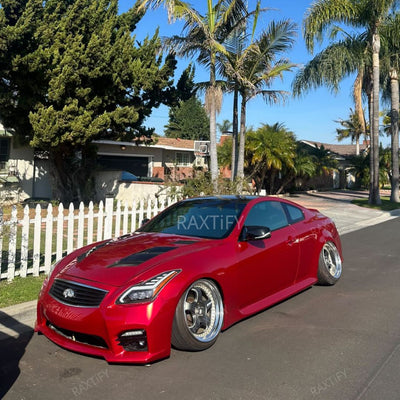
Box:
[303,144,339,176]
[138,0,248,189]
[335,108,367,155]
[293,33,369,136]
[349,153,371,188]
[245,123,296,194]
[276,145,316,194]
[221,19,297,180]
[217,119,232,135]
[303,0,400,205]
[219,23,246,181]
[380,13,400,202]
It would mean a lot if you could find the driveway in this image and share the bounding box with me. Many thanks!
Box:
[287,190,400,234]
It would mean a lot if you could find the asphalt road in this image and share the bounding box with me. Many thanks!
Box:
[1,218,400,400]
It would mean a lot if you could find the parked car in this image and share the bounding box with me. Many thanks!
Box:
[35,196,343,364]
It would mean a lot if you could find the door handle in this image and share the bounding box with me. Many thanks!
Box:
[287,237,299,246]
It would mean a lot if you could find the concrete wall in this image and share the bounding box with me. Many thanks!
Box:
[94,170,172,203]
[8,143,52,200]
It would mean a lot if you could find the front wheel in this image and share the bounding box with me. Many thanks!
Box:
[171,279,224,351]
[317,242,343,285]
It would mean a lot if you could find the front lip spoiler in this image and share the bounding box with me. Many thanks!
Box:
[36,321,170,364]
[47,320,108,349]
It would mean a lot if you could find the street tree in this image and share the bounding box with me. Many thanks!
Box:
[380,13,400,202]
[138,0,248,190]
[335,108,367,155]
[0,0,179,202]
[276,145,316,194]
[245,123,296,194]
[165,96,210,140]
[221,15,296,181]
[303,0,400,205]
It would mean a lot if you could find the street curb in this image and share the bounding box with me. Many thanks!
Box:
[0,299,37,317]
[0,300,37,341]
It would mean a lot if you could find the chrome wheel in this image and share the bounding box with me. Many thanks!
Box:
[183,280,223,342]
[322,242,342,279]
[172,279,224,351]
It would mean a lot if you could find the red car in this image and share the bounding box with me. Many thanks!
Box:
[35,196,343,364]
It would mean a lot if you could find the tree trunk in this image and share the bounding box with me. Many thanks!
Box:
[365,72,374,197]
[390,67,400,203]
[208,58,219,191]
[353,68,367,139]
[355,137,360,156]
[276,174,294,194]
[258,166,268,195]
[49,150,76,205]
[237,92,246,181]
[231,85,239,181]
[369,30,381,205]
[269,169,277,194]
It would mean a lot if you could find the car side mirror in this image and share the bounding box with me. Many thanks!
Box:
[241,225,271,241]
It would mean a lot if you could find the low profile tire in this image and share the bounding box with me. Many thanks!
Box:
[171,279,224,351]
[317,242,343,285]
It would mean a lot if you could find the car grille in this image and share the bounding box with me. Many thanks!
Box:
[49,279,108,307]
[47,321,108,349]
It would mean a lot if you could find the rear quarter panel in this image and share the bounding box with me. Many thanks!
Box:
[300,208,343,279]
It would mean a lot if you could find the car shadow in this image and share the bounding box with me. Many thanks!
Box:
[0,311,34,398]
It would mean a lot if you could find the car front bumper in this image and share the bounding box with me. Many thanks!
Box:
[35,287,175,364]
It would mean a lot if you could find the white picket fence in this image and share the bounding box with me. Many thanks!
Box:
[0,196,175,281]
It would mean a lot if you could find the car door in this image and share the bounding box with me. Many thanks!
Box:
[235,200,300,309]
[283,203,320,283]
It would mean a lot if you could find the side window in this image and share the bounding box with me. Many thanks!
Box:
[285,204,305,224]
[245,201,289,231]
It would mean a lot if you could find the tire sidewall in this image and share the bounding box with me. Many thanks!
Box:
[317,242,342,286]
[171,279,222,351]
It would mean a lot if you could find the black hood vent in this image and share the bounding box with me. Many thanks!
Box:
[173,240,198,245]
[77,240,111,263]
[109,246,176,267]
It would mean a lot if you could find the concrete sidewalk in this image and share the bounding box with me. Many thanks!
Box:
[0,300,37,341]
[289,190,400,235]
[1,190,399,342]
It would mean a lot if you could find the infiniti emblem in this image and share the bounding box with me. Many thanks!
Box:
[63,288,75,298]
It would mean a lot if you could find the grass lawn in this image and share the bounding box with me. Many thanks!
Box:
[352,196,400,211]
[0,275,46,308]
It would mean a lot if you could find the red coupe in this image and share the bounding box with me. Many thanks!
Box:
[35,196,343,364]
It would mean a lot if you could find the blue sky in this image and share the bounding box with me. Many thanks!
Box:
[119,0,390,146]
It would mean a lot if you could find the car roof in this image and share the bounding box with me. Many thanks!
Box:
[181,195,258,204]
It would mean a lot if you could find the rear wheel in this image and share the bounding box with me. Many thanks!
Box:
[317,242,342,285]
[172,279,224,351]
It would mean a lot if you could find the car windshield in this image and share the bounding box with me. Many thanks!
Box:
[139,198,249,239]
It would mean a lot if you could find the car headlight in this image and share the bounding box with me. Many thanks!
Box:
[117,270,180,304]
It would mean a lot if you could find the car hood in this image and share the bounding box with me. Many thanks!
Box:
[59,232,211,286]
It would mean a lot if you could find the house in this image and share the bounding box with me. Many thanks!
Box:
[0,125,52,203]
[1,128,210,203]
[94,137,209,202]
[300,140,369,165]
[300,140,370,189]
[94,137,208,182]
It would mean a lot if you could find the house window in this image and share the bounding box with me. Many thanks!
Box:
[0,138,10,170]
[97,155,149,177]
[176,152,191,166]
